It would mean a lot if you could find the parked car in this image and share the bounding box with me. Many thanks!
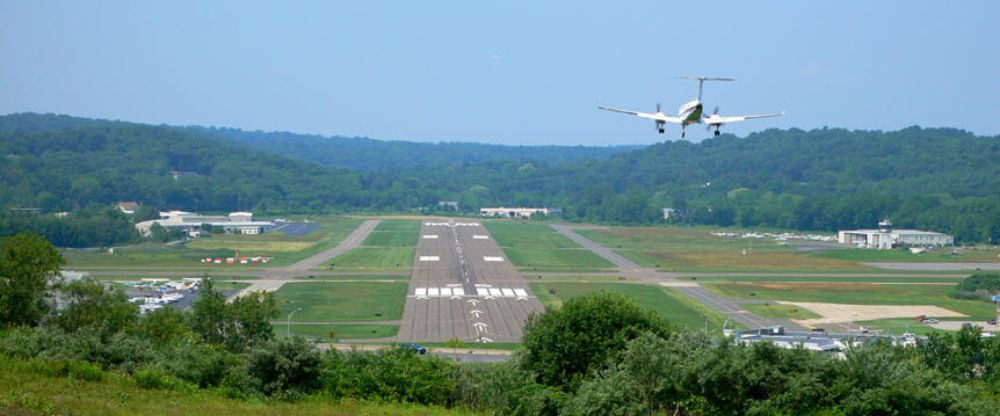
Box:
[400,343,427,355]
[922,318,940,324]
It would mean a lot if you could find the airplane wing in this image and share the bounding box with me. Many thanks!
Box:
[704,111,784,125]
[598,106,683,124]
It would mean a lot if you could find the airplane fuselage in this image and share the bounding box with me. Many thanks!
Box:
[678,99,703,126]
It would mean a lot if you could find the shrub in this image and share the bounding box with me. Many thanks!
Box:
[322,347,457,406]
[67,360,102,381]
[520,292,671,390]
[134,368,194,391]
[244,337,321,396]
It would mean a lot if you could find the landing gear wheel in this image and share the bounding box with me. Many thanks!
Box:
[681,131,686,139]
[658,128,665,134]
[714,130,720,136]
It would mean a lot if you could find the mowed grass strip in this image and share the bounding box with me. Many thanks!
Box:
[812,247,1000,263]
[485,222,614,271]
[486,221,582,248]
[62,217,365,270]
[276,282,408,321]
[853,318,950,335]
[529,282,727,329]
[363,219,421,247]
[275,323,399,340]
[743,303,821,320]
[703,282,996,319]
[326,247,415,272]
[576,226,863,272]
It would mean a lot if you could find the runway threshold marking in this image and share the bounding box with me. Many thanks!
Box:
[483,256,504,262]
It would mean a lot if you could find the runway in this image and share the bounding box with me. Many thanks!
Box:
[397,220,544,343]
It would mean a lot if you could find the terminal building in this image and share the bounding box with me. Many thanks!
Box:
[136,211,273,237]
[838,219,953,249]
[480,207,561,219]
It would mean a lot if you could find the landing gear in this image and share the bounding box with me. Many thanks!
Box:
[658,128,665,134]
[714,130,721,136]
[681,129,686,139]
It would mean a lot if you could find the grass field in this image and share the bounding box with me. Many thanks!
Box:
[704,282,996,319]
[576,226,866,272]
[0,356,465,416]
[683,275,965,284]
[486,222,615,272]
[362,219,421,247]
[325,247,415,272]
[275,323,399,340]
[325,219,419,272]
[530,282,727,329]
[743,303,821,320]
[275,282,408,321]
[812,247,1000,263]
[853,319,949,336]
[63,217,365,270]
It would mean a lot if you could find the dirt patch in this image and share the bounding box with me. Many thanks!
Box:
[778,301,966,326]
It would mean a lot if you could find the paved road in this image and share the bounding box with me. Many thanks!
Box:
[283,219,380,273]
[864,262,1000,271]
[547,223,806,330]
[318,343,512,363]
[232,220,380,298]
[550,224,644,272]
[397,220,544,343]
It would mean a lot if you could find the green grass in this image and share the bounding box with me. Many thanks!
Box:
[485,221,615,272]
[275,323,399,340]
[576,226,866,272]
[504,247,615,272]
[703,282,996,319]
[275,282,408,321]
[685,275,965,284]
[854,319,950,336]
[63,217,365,270]
[485,221,582,248]
[325,247,415,272]
[363,219,421,247]
[812,247,1000,263]
[0,356,466,416]
[743,303,821,320]
[529,282,727,329]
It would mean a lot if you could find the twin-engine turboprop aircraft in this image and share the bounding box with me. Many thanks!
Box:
[598,76,782,138]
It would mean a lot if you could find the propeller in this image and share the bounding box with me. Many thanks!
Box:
[706,106,721,132]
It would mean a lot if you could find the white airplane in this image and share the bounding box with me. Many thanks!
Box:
[599,76,783,138]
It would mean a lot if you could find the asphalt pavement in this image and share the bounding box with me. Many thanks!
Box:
[397,220,544,343]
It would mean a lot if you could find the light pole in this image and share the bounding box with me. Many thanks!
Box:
[286,307,302,338]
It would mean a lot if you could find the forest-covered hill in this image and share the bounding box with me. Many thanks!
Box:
[2,113,999,242]
[192,126,638,171]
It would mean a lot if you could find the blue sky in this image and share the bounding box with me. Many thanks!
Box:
[1,1,997,145]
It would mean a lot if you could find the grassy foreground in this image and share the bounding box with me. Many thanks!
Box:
[0,357,465,416]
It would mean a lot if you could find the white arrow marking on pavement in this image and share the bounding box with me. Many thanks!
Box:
[470,309,483,318]
[473,322,488,331]
[517,296,528,301]
[479,337,493,343]
[466,299,480,306]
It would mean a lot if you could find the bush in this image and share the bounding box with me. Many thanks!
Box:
[67,360,102,381]
[322,347,457,406]
[134,368,194,391]
[243,337,321,396]
[151,342,231,388]
[454,356,565,415]
[520,292,672,390]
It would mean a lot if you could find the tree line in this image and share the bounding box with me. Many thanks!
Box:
[2,113,1000,243]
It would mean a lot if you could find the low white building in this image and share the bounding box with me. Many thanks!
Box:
[480,207,560,219]
[838,220,953,249]
[136,211,273,237]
